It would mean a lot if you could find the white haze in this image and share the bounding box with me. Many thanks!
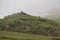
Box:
[0,0,60,18]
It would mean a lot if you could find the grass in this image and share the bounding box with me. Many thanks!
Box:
[0,31,53,40]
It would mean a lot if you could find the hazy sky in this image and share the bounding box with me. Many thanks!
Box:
[0,0,60,18]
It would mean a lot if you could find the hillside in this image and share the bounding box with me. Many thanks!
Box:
[0,11,60,37]
[0,31,54,40]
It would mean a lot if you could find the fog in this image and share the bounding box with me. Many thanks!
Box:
[46,8,60,20]
[0,0,60,18]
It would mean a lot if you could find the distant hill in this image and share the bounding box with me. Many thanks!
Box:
[0,11,60,37]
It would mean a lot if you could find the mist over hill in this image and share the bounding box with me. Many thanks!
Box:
[46,8,60,20]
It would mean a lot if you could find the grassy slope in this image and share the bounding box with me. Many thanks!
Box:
[0,12,60,37]
[0,31,52,40]
[0,12,60,40]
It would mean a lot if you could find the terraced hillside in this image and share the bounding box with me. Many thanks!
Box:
[0,11,60,37]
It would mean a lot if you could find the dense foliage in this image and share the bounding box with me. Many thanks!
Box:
[0,11,60,37]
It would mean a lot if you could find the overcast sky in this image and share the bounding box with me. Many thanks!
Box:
[0,0,60,18]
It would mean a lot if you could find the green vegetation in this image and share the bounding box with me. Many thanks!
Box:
[0,11,60,37]
[0,31,53,40]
